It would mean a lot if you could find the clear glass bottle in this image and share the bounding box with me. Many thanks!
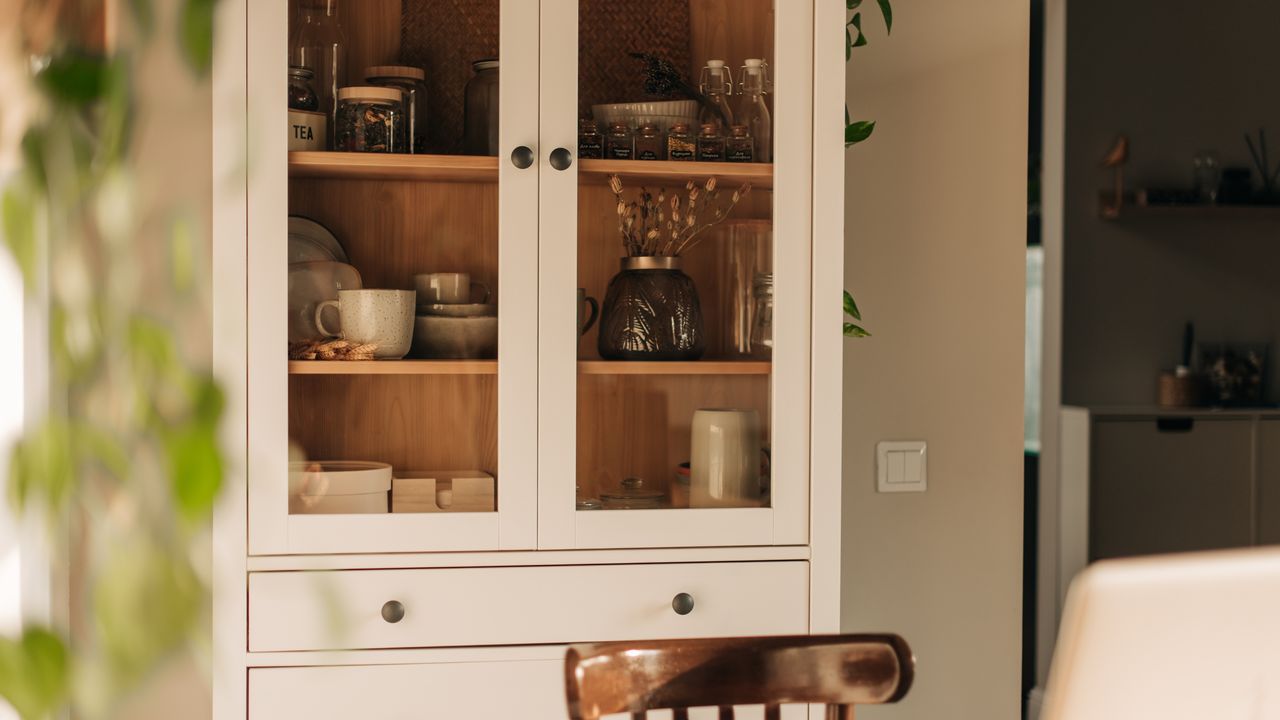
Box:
[462,59,500,155]
[737,59,772,163]
[578,119,604,159]
[288,66,319,111]
[634,123,663,160]
[667,122,695,161]
[606,122,634,160]
[698,59,735,130]
[696,123,725,162]
[366,65,427,154]
[726,125,754,163]
[750,272,774,357]
[290,0,347,148]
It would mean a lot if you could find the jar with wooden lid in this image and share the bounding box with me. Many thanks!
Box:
[696,123,725,162]
[335,86,404,153]
[578,119,604,159]
[365,65,427,154]
[726,124,754,163]
[634,123,663,160]
[667,122,695,161]
[606,122,634,160]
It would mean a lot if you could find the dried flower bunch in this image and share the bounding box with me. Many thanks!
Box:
[608,174,751,257]
[289,338,379,361]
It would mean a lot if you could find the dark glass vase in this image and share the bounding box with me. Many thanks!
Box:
[598,256,705,361]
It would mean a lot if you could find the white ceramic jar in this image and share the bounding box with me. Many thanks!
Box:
[690,408,762,508]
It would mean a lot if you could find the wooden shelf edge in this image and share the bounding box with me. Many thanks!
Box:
[577,360,771,376]
[288,152,498,182]
[580,159,773,190]
[289,360,498,375]
[1100,200,1280,221]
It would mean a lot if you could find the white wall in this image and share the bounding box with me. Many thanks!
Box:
[841,0,1028,717]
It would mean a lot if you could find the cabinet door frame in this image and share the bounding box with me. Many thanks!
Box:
[245,0,540,555]
[536,0,815,549]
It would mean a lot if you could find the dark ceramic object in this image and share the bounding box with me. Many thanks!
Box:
[598,256,705,361]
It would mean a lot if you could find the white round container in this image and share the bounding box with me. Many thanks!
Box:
[289,461,392,514]
[690,409,762,508]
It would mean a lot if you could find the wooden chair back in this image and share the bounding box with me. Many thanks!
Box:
[564,634,914,720]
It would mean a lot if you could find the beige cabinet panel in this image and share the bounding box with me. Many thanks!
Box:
[1259,421,1280,545]
[1090,418,1253,560]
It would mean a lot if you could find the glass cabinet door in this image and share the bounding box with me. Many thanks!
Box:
[247,0,538,554]
[538,0,814,548]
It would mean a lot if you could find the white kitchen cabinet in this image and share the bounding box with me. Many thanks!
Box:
[214,1,847,717]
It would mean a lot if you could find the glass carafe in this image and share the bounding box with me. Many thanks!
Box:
[290,0,347,148]
[698,59,734,130]
[737,59,772,163]
[462,59,500,155]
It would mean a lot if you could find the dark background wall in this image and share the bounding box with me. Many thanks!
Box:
[1063,1,1280,407]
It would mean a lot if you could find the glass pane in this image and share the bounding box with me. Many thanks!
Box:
[575,0,777,512]
[285,0,501,519]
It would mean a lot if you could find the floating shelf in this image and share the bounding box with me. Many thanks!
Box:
[580,159,773,190]
[1101,201,1280,221]
[289,360,497,375]
[288,152,498,182]
[577,361,771,375]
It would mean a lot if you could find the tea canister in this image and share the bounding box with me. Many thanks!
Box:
[365,65,427,154]
[334,86,404,153]
[288,66,326,151]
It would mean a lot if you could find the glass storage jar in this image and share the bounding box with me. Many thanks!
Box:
[288,66,319,111]
[666,123,695,161]
[462,59,500,155]
[697,123,725,162]
[726,125,754,163]
[334,86,404,153]
[366,65,427,154]
[634,123,663,160]
[578,119,604,159]
[606,122,634,160]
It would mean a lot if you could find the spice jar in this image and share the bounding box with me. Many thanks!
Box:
[289,66,319,111]
[667,123,695,161]
[462,59,500,155]
[750,272,774,357]
[726,125,754,163]
[634,123,663,160]
[578,119,603,159]
[365,65,427,154]
[606,122,634,160]
[697,123,725,162]
[335,86,404,153]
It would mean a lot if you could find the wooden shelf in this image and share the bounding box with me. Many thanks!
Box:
[289,360,497,375]
[288,152,498,182]
[580,159,773,190]
[577,360,771,375]
[1101,202,1280,221]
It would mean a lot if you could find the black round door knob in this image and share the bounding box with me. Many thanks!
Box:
[381,600,406,624]
[672,592,695,615]
[511,145,535,169]
[549,147,574,171]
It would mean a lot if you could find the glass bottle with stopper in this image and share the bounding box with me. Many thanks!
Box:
[736,59,772,163]
[290,0,347,148]
[698,59,735,130]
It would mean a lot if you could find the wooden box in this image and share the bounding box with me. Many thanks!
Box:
[392,470,496,513]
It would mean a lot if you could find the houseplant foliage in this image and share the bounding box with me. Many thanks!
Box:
[0,1,223,718]
[843,0,891,338]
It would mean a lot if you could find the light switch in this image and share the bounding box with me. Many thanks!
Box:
[877,441,927,493]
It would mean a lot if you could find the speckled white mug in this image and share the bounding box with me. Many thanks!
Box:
[315,289,416,359]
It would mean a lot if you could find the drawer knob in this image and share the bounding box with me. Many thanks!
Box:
[671,592,695,615]
[381,600,405,624]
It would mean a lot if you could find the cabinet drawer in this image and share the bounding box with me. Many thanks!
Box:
[249,561,808,652]
[249,661,565,719]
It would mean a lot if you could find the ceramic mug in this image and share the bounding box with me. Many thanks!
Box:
[690,408,762,508]
[578,288,599,338]
[315,289,416,359]
[414,272,491,305]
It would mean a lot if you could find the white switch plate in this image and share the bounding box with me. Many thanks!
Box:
[877,441,927,493]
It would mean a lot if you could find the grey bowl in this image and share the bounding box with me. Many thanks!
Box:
[412,315,498,359]
[417,302,498,318]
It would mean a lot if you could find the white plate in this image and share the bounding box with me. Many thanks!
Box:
[289,216,348,264]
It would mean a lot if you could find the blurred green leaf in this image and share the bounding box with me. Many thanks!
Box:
[0,627,69,720]
[2,186,37,290]
[843,290,863,321]
[847,0,862,8]
[128,0,156,36]
[844,322,871,338]
[845,28,852,61]
[165,423,223,522]
[179,0,218,76]
[95,542,201,686]
[877,0,894,33]
[8,419,76,516]
[850,13,867,47]
[845,120,876,146]
[36,52,111,106]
